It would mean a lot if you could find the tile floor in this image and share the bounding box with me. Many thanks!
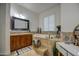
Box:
[11,46,32,56]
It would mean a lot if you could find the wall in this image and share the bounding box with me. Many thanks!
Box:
[0,3,10,55]
[39,4,61,31]
[61,3,79,32]
[10,4,39,32]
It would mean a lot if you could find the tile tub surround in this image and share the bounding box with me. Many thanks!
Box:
[32,38,61,56]
[60,32,75,42]
[33,33,59,40]
[33,34,50,39]
[33,33,61,56]
[33,32,75,42]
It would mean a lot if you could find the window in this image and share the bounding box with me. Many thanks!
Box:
[43,15,55,31]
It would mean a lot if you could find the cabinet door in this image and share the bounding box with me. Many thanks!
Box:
[21,35,26,47]
[28,35,32,44]
[10,36,17,51]
[24,35,28,47]
[15,36,20,50]
[10,36,15,51]
[26,34,32,46]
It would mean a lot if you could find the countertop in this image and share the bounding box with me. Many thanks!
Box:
[10,32,33,36]
[57,42,79,56]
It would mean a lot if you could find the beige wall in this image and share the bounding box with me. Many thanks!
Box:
[10,4,39,32]
[0,3,10,55]
[39,4,61,31]
[10,4,61,32]
[61,3,79,32]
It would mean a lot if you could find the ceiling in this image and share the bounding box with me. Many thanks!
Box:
[18,3,59,13]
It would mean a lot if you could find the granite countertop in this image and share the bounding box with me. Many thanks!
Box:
[57,42,79,56]
[10,32,33,36]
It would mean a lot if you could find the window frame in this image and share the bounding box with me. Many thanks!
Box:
[43,15,55,31]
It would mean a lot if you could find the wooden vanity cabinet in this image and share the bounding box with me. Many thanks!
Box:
[10,34,32,52]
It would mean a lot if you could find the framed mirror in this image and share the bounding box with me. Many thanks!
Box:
[11,16,29,31]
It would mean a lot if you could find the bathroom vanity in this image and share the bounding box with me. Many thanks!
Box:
[56,42,79,56]
[10,32,32,52]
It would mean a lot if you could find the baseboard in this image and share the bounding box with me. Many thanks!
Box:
[0,52,10,56]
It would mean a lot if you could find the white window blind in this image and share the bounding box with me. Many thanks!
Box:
[43,15,55,31]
